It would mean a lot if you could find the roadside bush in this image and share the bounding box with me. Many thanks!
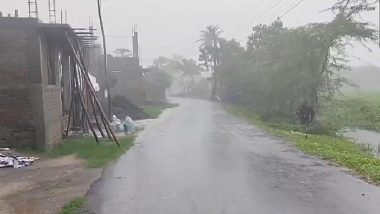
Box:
[322,98,380,132]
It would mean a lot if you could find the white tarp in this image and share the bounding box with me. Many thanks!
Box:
[110,115,136,134]
[111,115,124,133]
[123,116,135,134]
[89,74,100,92]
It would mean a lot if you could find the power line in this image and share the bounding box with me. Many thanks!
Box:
[265,0,286,16]
[255,0,308,25]
[277,0,300,15]
[258,0,284,16]
[279,0,307,18]
[263,0,301,23]
[253,0,287,25]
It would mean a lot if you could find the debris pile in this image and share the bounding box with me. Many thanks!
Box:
[112,95,149,120]
[111,115,136,134]
[0,149,38,168]
[111,115,124,133]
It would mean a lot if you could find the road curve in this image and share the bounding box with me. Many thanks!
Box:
[88,98,380,214]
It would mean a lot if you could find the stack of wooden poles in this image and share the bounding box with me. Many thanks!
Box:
[64,32,120,147]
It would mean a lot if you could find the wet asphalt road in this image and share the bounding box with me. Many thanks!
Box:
[88,98,380,214]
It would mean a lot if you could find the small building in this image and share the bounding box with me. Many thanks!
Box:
[107,56,146,107]
[144,68,168,103]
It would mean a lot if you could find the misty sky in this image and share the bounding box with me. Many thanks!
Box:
[2,0,380,67]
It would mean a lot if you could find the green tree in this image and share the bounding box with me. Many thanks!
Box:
[147,67,173,89]
[178,58,201,77]
[177,58,202,95]
[152,56,205,96]
[197,25,223,99]
[213,0,378,123]
[153,56,181,76]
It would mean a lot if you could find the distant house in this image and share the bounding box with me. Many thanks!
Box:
[107,56,146,107]
[144,78,166,103]
[96,30,169,119]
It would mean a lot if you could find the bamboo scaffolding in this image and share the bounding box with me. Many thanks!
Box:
[65,32,120,147]
[73,66,99,143]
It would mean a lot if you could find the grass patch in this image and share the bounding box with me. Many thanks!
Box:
[225,105,268,130]
[227,105,380,185]
[55,137,134,213]
[60,197,86,214]
[345,91,380,105]
[47,136,135,168]
[144,105,165,119]
[322,91,380,131]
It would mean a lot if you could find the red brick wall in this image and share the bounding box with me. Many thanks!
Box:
[0,18,65,150]
[0,88,35,148]
[0,20,37,148]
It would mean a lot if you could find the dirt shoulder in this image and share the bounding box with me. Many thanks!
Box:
[0,155,101,214]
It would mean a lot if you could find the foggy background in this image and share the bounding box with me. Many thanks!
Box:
[1,0,380,66]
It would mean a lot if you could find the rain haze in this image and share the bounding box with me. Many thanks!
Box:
[2,1,380,214]
[2,0,380,65]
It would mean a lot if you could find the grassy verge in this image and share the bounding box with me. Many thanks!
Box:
[55,136,134,213]
[60,197,86,214]
[143,105,165,119]
[226,105,380,185]
[47,136,135,168]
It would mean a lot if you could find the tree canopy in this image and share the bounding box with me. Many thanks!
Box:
[203,0,378,122]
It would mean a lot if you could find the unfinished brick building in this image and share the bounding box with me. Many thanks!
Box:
[0,16,100,150]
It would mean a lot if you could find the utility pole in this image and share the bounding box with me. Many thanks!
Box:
[96,0,112,119]
[65,10,68,23]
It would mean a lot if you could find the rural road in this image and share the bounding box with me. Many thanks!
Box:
[88,98,380,214]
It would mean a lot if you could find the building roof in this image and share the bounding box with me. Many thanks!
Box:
[38,23,97,49]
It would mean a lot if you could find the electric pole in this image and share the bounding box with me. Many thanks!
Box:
[96,0,112,120]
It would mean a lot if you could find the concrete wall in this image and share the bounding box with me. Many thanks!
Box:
[0,17,62,150]
[36,32,62,150]
[42,87,62,149]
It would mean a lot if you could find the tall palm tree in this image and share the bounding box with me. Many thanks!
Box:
[177,59,201,96]
[198,25,223,69]
[197,25,223,99]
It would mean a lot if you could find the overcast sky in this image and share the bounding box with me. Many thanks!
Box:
[2,0,380,66]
